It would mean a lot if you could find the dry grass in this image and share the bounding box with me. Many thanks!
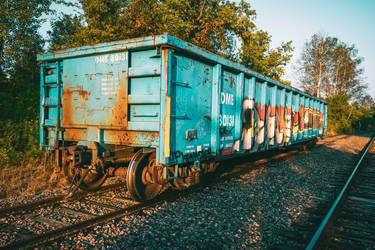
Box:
[0,158,68,199]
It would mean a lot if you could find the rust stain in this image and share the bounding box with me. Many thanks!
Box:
[64,128,86,141]
[64,128,159,146]
[108,71,127,128]
[204,115,211,121]
[111,130,159,145]
[204,67,210,76]
[229,76,235,89]
[62,86,91,126]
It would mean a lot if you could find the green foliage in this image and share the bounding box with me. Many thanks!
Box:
[240,31,293,80]
[327,94,352,133]
[48,14,82,50]
[327,94,375,134]
[50,0,293,80]
[0,0,53,121]
[0,120,42,168]
[0,0,53,168]
[0,0,53,81]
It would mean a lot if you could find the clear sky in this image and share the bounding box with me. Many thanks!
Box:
[248,0,375,99]
[40,0,375,98]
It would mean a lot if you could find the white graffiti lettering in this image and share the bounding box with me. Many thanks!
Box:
[95,55,108,64]
[95,53,126,64]
[219,114,234,127]
[220,93,234,105]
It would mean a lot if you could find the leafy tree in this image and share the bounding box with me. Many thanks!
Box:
[240,30,293,81]
[297,33,365,100]
[0,0,54,167]
[0,0,52,83]
[48,14,81,50]
[0,0,54,120]
[297,34,335,98]
[326,94,353,133]
[298,33,373,134]
[50,0,293,81]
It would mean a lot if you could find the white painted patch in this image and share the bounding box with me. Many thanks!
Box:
[267,116,276,139]
[286,115,292,129]
[276,130,284,144]
[243,98,254,109]
[233,140,240,152]
[257,120,265,144]
[242,128,252,150]
[197,145,202,152]
[269,137,274,145]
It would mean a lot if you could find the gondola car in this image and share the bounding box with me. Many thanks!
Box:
[37,34,327,201]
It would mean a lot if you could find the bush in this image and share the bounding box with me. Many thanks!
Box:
[327,94,375,134]
[0,119,42,168]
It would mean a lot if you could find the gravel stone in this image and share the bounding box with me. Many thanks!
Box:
[0,134,371,248]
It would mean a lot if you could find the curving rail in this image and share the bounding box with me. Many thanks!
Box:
[306,135,375,249]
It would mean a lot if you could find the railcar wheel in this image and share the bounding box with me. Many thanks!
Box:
[64,159,107,191]
[126,150,163,201]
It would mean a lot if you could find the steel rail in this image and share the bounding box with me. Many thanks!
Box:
[0,182,126,218]
[2,145,303,249]
[4,198,162,249]
[306,135,375,250]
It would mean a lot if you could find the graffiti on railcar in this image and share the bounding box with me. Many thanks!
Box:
[241,97,254,150]
[292,106,299,137]
[266,104,276,145]
[254,102,266,145]
[307,107,313,130]
[240,97,268,151]
[299,105,305,132]
[285,105,292,143]
[169,148,212,164]
[319,112,324,134]
[275,105,286,145]
[220,87,325,154]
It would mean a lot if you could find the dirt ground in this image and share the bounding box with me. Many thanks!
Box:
[0,159,68,199]
[0,133,371,200]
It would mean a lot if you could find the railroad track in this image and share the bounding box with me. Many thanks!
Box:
[306,135,375,249]
[0,182,127,218]
[278,134,375,249]
[0,181,138,249]
[1,144,305,249]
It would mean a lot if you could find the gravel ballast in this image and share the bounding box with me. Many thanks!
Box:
[0,134,372,248]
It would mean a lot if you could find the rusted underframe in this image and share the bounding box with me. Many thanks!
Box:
[62,127,159,147]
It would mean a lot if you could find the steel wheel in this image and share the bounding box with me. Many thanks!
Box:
[126,150,163,201]
[63,160,107,191]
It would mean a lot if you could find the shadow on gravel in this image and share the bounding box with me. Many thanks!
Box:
[61,134,372,249]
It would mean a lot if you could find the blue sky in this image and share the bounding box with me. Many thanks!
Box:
[40,0,375,98]
[249,0,375,98]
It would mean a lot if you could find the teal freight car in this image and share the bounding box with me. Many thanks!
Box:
[37,34,328,201]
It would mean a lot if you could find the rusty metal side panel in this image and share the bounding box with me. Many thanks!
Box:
[64,128,159,147]
[57,48,162,148]
[61,52,128,129]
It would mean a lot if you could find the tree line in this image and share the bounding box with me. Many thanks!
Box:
[0,0,373,167]
[297,33,374,133]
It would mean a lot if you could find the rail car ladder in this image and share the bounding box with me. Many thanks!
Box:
[40,62,62,150]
